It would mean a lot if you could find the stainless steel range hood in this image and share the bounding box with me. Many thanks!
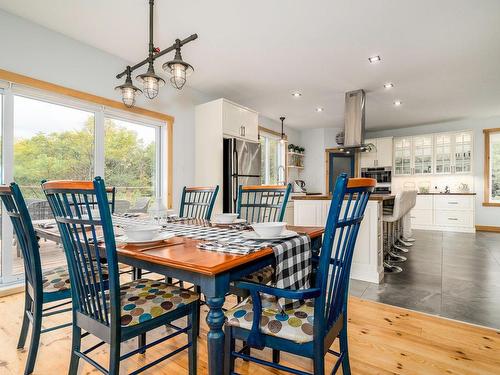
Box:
[334,89,373,153]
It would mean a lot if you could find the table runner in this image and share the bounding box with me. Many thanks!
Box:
[84,215,312,309]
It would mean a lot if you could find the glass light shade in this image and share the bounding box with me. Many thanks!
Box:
[136,67,166,100]
[163,57,194,90]
[143,75,160,99]
[121,87,137,107]
[115,75,142,108]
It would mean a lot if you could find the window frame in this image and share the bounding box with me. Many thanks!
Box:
[259,126,286,185]
[483,128,500,207]
[0,70,173,284]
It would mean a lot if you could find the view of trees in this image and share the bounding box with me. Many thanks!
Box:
[492,142,500,200]
[14,116,155,200]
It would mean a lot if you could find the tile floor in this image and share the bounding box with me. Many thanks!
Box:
[350,229,500,329]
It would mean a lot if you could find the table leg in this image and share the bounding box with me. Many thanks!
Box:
[206,295,226,375]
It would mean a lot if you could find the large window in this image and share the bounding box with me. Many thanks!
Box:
[104,117,157,211]
[260,129,285,185]
[485,129,500,205]
[0,84,168,284]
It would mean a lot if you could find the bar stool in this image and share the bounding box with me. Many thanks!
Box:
[383,193,406,273]
[401,190,417,243]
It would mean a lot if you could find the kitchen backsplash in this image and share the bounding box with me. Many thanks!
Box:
[392,175,474,194]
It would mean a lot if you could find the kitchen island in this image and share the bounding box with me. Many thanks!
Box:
[293,194,395,284]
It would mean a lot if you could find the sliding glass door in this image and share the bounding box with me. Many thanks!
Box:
[0,86,167,284]
[11,95,96,275]
[104,116,158,213]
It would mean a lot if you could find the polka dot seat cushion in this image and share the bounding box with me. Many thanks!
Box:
[42,263,109,294]
[242,265,274,284]
[225,295,314,344]
[119,279,199,327]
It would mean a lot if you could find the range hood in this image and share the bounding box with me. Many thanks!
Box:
[334,89,373,153]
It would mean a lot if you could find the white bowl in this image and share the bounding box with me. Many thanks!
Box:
[251,222,287,237]
[214,213,239,224]
[124,225,162,241]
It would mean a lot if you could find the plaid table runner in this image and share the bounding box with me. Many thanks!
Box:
[272,235,311,311]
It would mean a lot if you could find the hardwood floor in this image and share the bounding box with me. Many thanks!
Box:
[0,292,499,375]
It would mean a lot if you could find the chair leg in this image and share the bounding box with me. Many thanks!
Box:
[195,286,202,337]
[138,333,146,354]
[339,323,351,375]
[188,302,199,375]
[272,349,280,364]
[24,302,42,375]
[312,353,325,375]
[224,326,235,375]
[17,293,32,349]
[68,325,82,375]
[108,341,121,375]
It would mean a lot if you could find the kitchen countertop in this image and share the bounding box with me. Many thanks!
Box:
[417,192,476,195]
[292,194,395,202]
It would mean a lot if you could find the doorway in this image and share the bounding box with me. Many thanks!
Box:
[326,151,356,194]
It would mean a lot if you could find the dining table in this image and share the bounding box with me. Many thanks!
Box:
[34,217,324,375]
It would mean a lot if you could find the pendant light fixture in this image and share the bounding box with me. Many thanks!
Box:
[279,116,286,144]
[115,0,197,107]
[162,40,194,90]
[114,66,142,108]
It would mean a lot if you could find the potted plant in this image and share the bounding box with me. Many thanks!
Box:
[288,144,295,152]
[299,147,305,154]
[294,145,301,153]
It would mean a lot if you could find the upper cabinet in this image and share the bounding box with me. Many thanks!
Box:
[360,137,393,168]
[222,99,258,142]
[393,130,473,176]
[394,137,412,175]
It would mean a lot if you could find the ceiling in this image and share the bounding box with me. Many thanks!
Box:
[1,0,500,130]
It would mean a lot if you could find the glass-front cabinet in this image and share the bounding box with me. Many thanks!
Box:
[454,132,472,173]
[435,133,452,174]
[393,131,473,176]
[394,137,412,175]
[413,136,433,174]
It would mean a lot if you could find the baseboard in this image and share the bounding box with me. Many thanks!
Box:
[0,283,24,298]
[475,225,500,233]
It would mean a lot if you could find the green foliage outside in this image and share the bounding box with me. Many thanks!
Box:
[14,117,155,202]
[492,142,500,200]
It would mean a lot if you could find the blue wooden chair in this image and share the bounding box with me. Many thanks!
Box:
[224,174,376,375]
[179,185,219,220]
[42,177,200,375]
[236,184,291,224]
[0,183,75,375]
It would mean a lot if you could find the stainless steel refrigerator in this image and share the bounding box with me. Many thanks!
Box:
[223,138,261,213]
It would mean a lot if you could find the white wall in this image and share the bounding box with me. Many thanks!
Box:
[258,116,299,144]
[0,10,280,210]
[297,127,343,194]
[367,116,500,226]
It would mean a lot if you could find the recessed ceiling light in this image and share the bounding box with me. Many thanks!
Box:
[291,91,302,97]
[368,55,381,63]
[384,82,394,89]
[393,100,402,106]
[316,107,324,112]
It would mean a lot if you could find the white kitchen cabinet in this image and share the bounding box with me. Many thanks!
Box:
[412,135,433,174]
[195,98,259,214]
[360,137,393,168]
[394,137,412,175]
[394,131,473,176]
[411,194,475,233]
[221,99,259,142]
[294,198,384,283]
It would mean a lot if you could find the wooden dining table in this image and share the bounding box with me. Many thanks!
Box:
[34,219,324,375]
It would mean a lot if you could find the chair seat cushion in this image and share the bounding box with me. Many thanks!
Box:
[225,295,315,343]
[119,279,199,327]
[42,263,109,294]
[242,265,274,284]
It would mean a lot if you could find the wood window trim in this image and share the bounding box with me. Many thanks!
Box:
[0,69,174,208]
[483,128,500,207]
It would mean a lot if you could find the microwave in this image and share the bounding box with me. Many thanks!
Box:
[361,167,392,184]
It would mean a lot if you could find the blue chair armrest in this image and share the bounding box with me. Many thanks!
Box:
[232,280,321,349]
[233,280,321,300]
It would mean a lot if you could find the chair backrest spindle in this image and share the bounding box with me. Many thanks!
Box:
[179,186,219,220]
[237,184,292,223]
